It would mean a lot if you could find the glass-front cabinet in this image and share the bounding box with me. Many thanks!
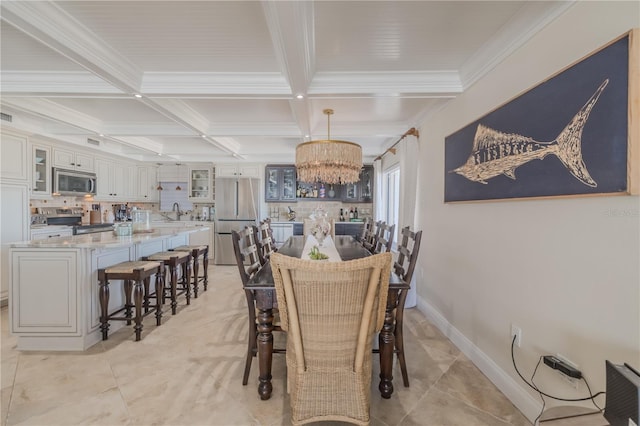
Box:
[332,165,373,203]
[265,165,297,202]
[32,144,51,197]
[188,165,214,201]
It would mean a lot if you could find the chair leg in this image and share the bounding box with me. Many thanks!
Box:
[395,290,410,387]
[243,323,257,386]
[123,279,132,325]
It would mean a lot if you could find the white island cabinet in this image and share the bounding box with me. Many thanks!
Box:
[9,226,207,351]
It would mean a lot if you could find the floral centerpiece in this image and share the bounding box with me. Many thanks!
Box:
[309,207,330,246]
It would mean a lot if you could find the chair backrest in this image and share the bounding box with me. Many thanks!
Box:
[257,218,277,262]
[358,217,371,242]
[375,223,396,253]
[270,251,392,424]
[362,220,382,253]
[303,218,336,239]
[393,226,422,285]
[231,226,263,286]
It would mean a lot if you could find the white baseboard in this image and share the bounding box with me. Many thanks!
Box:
[416,296,541,423]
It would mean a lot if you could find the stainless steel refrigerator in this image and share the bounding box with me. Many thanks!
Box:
[214,178,260,264]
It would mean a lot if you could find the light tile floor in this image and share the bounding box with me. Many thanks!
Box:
[1,266,531,426]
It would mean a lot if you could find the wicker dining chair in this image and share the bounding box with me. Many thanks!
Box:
[391,226,422,387]
[375,223,396,253]
[270,252,392,426]
[231,226,284,385]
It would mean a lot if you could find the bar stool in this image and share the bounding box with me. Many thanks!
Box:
[98,260,164,341]
[144,251,192,315]
[171,245,209,297]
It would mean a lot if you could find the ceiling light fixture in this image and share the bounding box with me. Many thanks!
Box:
[133,93,142,98]
[296,109,362,184]
[296,94,304,99]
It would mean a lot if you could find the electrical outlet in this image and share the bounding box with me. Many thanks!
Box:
[511,324,522,347]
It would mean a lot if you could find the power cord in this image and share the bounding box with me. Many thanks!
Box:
[510,335,605,423]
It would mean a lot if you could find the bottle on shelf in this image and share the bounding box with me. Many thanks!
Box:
[349,207,354,220]
[354,207,358,219]
[319,183,326,198]
[339,208,344,221]
[312,184,318,198]
[296,185,301,198]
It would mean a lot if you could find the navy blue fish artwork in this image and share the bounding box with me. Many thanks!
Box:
[451,79,608,187]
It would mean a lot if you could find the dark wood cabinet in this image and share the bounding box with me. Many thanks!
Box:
[334,222,365,237]
[265,165,297,202]
[267,164,373,203]
[340,165,373,203]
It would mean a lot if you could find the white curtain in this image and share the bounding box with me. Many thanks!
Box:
[398,136,420,308]
[373,159,384,221]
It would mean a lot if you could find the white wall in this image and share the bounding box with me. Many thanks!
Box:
[415,1,639,422]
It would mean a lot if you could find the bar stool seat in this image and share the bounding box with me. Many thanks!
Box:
[172,245,209,296]
[145,251,192,315]
[98,260,164,341]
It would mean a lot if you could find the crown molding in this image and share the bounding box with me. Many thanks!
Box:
[308,71,463,95]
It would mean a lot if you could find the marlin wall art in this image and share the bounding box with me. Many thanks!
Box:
[450,79,608,188]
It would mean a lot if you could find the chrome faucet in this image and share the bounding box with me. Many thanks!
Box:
[172,202,182,221]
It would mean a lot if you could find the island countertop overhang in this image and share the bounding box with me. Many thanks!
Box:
[10,225,210,249]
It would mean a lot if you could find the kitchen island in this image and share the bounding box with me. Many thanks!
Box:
[9,226,209,351]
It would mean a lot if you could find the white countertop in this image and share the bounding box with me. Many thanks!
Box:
[12,225,209,249]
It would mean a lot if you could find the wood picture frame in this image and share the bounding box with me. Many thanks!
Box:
[445,29,639,203]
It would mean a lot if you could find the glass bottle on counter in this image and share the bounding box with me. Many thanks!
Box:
[354,207,358,219]
[349,208,354,220]
[339,208,344,221]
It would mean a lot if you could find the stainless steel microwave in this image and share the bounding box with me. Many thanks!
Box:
[52,168,97,196]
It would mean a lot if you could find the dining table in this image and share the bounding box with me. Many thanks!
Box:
[245,235,408,400]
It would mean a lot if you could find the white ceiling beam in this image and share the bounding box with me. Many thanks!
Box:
[262,0,315,137]
[1,1,142,93]
[141,72,291,96]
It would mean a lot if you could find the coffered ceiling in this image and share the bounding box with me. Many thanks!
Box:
[0,1,572,164]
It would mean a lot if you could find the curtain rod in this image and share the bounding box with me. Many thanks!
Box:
[374,127,419,161]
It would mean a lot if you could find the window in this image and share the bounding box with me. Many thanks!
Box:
[382,165,400,249]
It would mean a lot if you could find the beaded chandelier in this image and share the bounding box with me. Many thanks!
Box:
[296,109,362,184]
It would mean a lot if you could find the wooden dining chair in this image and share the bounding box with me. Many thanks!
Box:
[257,219,277,263]
[355,217,371,243]
[231,226,284,385]
[362,220,382,254]
[270,251,392,426]
[375,222,396,253]
[391,226,422,387]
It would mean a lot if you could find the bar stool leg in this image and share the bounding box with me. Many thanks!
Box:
[192,250,199,298]
[153,270,163,326]
[133,279,144,341]
[123,279,132,325]
[169,262,178,315]
[184,257,192,305]
[143,276,151,313]
[98,271,110,340]
[203,247,209,291]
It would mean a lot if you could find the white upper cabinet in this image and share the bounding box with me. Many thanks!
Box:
[53,148,94,172]
[95,158,129,200]
[216,163,260,178]
[1,131,28,181]
[137,165,159,202]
